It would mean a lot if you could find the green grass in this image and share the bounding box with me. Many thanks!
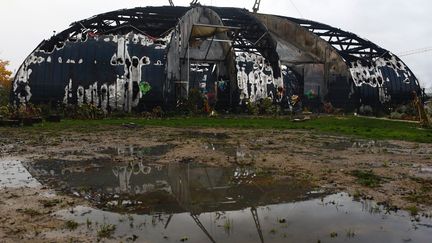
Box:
[406,205,419,216]
[64,220,79,231]
[351,170,383,188]
[97,224,116,239]
[2,116,432,143]
[17,208,42,217]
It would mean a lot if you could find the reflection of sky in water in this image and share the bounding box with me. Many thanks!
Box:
[24,159,432,242]
[0,158,41,188]
[54,193,432,243]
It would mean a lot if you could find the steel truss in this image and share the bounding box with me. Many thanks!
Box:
[284,17,390,62]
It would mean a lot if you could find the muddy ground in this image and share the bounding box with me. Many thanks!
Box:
[0,125,432,242]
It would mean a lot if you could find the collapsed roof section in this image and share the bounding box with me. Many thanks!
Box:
[13,5,421,112]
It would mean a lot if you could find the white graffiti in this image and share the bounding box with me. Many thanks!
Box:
[13,53,41,104]
[63,79,73,105]
[59,32,168,112]
[235,52,283,104]
[350,53,413,91]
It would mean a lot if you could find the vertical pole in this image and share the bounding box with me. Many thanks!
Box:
[187,40,190,97]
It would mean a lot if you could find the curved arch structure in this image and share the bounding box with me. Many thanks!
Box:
[12,5,422,112]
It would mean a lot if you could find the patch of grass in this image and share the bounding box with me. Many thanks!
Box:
[351,170,383,188]
[406,205,419,216]
[406,178,432,205]
[346,229,356,238]
[223,219,232,232]
[97,224,116,239]
[17,208,42,217]
[86,218,92,229]
[353,190,362,201]
[3,116,431,143]
[64,220,79,231]
[39,199,61,208]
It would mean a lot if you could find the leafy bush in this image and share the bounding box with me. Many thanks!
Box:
[246,101,259,115]
[0,105,12,118]
[0,85,10,107]
[246,98,279,116]
[175,88,206,115]
[151,106,164,118]
[1,104,42,120]
[60,104,105,120]
[0,60,12,106]
[259,98,277,115]
[187,88,205,114]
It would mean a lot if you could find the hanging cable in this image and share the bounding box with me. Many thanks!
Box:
[289,0,304,18]
[398,47,432,57]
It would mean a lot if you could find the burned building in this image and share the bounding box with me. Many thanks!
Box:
[12,6,422,112]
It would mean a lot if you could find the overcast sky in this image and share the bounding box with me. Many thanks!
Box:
[0,0,431,88]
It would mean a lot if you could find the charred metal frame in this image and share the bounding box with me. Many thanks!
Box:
[212,7,281,77]
[284,17,389,63]
[39,7,281,76]
[40,7,190,52]
[13,5,423,111]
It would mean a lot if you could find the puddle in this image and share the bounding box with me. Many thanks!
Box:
[100,144,175,157]
[27,161,313,213]
[0,157,41,188]
[421,167,432,173]
[183,131,230,140]
[21,160,432,242]
[52,193,432,243]
[204,142,257,163]
[413,167,432,179]
[322,139,409,154]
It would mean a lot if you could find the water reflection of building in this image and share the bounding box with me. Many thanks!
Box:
[27,160,314,243]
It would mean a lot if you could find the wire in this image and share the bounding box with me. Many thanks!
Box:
[289,0,304,18]
[398,47,432,57]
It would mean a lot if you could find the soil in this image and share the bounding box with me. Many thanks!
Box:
[1,125,432,242]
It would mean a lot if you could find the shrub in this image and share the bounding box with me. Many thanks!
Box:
[246,101,259,115]
[259,98,277,115]
[0,85,10,106]
[186,88,205,114]
[60,104,105,120]
[0,105,13,119]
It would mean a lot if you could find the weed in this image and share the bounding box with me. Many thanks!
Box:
[64,220,79,231]
[86,218,92,228]
[39,199,61,208]
[17,208,41,217]
[407,206,419,216]
[406,178,432,205]
[346,229,355,238]
[223,219,232,232]
[330,232,338,238]
[97,224,116,239]
[351,170,382,188]
[353,190,362,200]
